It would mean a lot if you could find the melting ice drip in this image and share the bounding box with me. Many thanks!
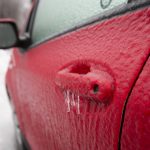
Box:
[64,90,80,114]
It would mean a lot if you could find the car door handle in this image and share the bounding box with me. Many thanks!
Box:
[55,61,115,103]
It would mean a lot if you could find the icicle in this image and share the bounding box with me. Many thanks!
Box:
[71,92,75,106]
[64,90,81,114]
[66,90,71,112]
[64,91,67,103]
[76,94,80,114]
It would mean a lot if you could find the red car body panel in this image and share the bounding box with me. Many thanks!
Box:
[6,6,150,150]
[121,58,150,150]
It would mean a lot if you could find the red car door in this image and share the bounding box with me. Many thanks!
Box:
[6,0,150,150]
[121,58,150,150]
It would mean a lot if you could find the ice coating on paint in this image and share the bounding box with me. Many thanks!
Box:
[64,90,80,114]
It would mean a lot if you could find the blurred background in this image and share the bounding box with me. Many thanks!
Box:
[0,0,32,149]
[0,50,16,150]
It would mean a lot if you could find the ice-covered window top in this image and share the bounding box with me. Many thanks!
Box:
[32,0,128,44]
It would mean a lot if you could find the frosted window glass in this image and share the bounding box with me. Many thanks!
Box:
[32,0,127,44]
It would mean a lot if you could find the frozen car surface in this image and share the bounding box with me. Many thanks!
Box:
[1,0,150,150]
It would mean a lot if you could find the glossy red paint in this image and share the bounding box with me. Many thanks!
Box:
[121,58,150,150]
[6,7,150,150]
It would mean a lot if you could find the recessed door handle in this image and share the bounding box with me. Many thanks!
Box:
[56,61,115,103]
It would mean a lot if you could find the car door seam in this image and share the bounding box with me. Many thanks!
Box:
[118,54,150,150]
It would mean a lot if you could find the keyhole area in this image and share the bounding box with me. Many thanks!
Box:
[70,64,91,75]
[93,84,99,93]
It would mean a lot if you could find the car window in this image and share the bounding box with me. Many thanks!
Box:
[32,0,128,44]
